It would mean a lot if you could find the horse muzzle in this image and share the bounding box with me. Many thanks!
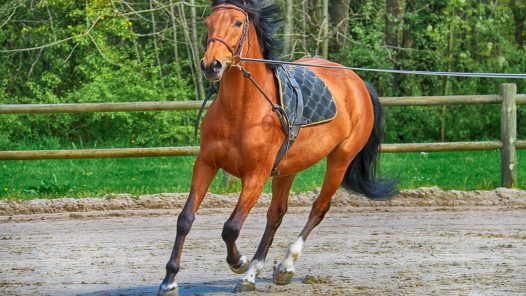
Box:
[201,59,228,82]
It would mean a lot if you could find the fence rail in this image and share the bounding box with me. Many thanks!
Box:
[0,83,523,187]
[0,95,516,115]
[0,101,213,114]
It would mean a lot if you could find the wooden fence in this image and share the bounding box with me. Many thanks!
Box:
[0,83,524,187]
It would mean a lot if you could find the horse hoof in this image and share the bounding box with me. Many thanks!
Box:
[233,280,256,293]
[273,264,294,285]
[229,255,250,274]
[158,283,179,296]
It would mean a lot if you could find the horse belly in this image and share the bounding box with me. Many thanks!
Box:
[276,125,343,175]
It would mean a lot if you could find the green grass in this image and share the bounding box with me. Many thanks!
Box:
[1,150,525,200]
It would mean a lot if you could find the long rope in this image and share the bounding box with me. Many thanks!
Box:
[240,57,526,79]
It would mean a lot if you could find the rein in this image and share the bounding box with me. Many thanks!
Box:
[239,57,526,79]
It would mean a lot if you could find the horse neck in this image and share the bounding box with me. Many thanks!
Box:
[217,24,275,115]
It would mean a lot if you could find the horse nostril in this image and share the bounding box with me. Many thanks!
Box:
[212,60,223,72]
[200,59,206,72]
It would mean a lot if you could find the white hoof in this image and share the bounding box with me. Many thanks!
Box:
[158,282,179,296]
[233,280,256,293]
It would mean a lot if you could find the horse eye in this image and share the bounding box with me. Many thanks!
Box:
[234,20,243,28]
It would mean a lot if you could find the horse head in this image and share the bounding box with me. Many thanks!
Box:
[201,1,250,81]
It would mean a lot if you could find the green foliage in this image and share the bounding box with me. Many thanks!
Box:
[0,0,525,149]
[23,174,77,195]
[1,150,525,200]
[329,0,526,142]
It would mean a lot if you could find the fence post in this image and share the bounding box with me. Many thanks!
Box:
[500,83,517,188]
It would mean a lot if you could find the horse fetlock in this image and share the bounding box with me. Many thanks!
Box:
[229,255,250,274]
[233,280,256,293]
[240,259,265,283]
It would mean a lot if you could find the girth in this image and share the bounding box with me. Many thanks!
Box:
[270,67,303,176]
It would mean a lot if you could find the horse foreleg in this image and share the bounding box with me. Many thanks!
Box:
[235,175,296,291]
[158,158,218,296]
[273,152,352,285]
[220,174,267,292]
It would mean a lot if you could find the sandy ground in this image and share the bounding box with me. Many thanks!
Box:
[1,200,525,295]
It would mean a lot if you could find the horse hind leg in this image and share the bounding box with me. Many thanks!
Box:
[273,147,357,285]
[234,174,296,292]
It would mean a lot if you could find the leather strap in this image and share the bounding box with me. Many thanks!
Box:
[194,83,217,137]
[207,37,236,55]
[271,67,304,176]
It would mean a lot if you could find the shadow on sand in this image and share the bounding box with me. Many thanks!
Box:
[77,279,237,296]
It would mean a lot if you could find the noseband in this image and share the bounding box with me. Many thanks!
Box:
[207,4,250,62]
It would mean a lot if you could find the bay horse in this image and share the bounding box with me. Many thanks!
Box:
[159,0,396,294]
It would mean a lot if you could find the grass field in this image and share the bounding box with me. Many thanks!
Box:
[1,149,524,200]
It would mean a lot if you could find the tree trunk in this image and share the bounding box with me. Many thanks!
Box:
[385,0,404,93]
[301,0,308,55]
[385,0,402,47]
[169,0,181,78]
[329,0,350,51]
[149,0,163,84]
[440,24,454,142]
[321,0,329,58]
[189,0,205,100]
[284,0,294,58]
[178,3,198,100]
[401,0,415,49]
[511,0,525,47]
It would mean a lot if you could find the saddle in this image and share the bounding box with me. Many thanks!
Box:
[271,65,336,176]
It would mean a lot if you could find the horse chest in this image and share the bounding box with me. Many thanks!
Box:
[200,117,276,174]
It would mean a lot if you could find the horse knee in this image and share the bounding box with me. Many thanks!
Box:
[177,211,195,236]
[222,220,241,243]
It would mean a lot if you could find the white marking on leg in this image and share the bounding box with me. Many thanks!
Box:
[229,255,249,274]
[280,237,304,272]
[237,255,248,267]
[241,260,265,283]
[159,281,178,291]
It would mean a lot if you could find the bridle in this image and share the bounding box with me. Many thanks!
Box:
[206,4,250,65]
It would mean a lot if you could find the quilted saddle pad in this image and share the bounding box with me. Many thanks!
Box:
[275,65,336,127]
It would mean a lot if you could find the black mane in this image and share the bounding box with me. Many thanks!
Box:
[211,0,282,61]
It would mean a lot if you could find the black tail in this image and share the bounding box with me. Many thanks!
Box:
[341,82,398,200]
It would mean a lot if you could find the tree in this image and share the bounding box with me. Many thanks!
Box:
[329,0,350,51]
[511,0,526,47]
[283,0,294,58]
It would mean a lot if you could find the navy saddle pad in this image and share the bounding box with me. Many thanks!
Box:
[275,65,336,127]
